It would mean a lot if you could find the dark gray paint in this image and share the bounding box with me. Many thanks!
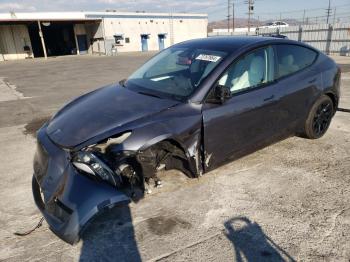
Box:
[32,37,340,244]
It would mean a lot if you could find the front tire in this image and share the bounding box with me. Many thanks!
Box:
[303,95,334,139]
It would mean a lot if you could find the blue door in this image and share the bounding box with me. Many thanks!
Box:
[158,35,165,50]
[77,34,88,54]
[141,35,148,52]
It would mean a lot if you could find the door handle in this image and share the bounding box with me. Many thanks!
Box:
[263,95,274,101]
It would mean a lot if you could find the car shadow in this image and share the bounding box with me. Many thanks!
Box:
[224,217,296,262]
[79,204,141,262]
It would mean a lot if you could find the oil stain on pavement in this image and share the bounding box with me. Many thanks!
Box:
[23,116,51,137]
[147,215,192,236]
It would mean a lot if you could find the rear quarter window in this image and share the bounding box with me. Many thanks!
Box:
[275,44,317,78]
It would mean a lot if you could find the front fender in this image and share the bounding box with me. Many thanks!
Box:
[139,133,174,151]
[112,117,203,177]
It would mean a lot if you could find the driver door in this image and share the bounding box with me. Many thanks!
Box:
[202,46,281,170]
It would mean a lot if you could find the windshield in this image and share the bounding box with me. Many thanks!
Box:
[125,47,227,101]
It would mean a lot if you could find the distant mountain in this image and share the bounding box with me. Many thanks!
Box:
[208,18,302,32]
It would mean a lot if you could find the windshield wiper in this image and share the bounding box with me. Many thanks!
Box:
[137,91,162,99]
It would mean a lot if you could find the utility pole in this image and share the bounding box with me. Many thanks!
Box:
[326,0,332,24]
[246,0,254,33]
[232,2,235,33]
[302,9,306,25]
[227,0,231,33]
[169,12,174,45]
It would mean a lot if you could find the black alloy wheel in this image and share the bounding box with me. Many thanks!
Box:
[312,101,333,137]
[303,95,334,139]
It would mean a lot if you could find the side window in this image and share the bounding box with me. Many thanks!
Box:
[275,44,317,78]
[218,46,274,94]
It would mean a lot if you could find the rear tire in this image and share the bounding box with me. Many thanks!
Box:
[303,95,334,139]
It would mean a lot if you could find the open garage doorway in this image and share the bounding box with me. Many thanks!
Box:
[28,22,77,57]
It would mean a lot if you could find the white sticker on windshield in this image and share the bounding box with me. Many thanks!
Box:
[195,54,221,62]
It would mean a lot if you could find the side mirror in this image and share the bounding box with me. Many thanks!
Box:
[215,84,231,103]
[119,79,127,87]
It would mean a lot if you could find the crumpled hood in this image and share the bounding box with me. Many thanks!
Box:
[46,84,179,148]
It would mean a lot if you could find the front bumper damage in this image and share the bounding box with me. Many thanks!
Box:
[32,125,130,244]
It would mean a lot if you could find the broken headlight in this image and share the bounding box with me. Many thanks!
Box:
[72,151,122,187]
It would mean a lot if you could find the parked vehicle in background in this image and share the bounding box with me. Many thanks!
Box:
[259,21,289,29]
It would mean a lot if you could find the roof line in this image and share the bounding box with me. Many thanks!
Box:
[85,14,207,19]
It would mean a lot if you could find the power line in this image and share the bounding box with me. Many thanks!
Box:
[190,0,264,18]
[190,4,222,12]
[208,6,228,15]
[203,0,350,24]
[187,0,247,13]
[256,3,350,15]
[292,11,350,20]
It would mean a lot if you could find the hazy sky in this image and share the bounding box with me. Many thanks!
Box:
[0,0,349,22]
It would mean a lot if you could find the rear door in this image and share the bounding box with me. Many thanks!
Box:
[202,46,281,169]
[273,44,319,132]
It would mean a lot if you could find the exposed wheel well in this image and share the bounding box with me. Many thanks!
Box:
[136,139,197,181]
[163,139,187,155]
[156,139,198,178]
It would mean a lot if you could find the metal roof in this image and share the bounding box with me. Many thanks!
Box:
[0,11,207,23]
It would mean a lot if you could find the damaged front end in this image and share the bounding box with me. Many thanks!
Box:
[33,121,200,244]
[33,125,132,244]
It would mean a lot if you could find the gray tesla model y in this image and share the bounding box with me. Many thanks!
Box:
[32,36,340,244]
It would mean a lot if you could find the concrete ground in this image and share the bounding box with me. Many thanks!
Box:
[0,53,349,262]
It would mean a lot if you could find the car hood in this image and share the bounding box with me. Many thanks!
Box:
[46,84,179,148]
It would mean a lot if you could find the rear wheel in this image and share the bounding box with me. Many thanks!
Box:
[303,95,334,139]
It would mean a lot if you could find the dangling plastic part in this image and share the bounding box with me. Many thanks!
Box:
[14,217,44,236]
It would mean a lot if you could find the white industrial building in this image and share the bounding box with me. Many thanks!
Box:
[0,11,208,61]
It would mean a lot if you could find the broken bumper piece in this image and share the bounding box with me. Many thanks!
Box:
[32,125,130,244]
